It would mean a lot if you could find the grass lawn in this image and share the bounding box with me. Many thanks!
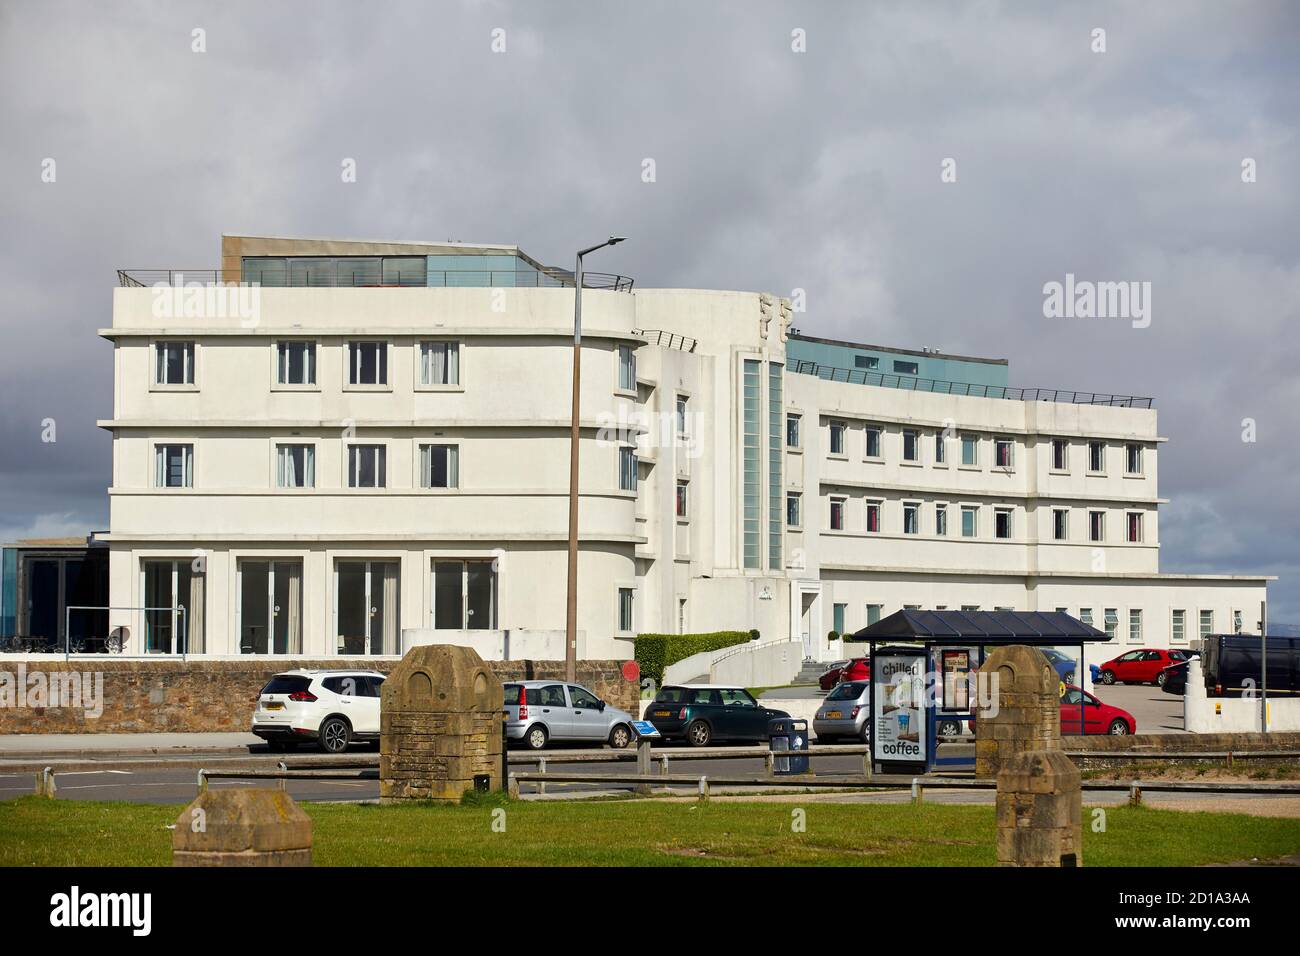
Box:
[2,795,1298,867]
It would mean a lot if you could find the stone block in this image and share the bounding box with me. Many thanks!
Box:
[172,789,312,867]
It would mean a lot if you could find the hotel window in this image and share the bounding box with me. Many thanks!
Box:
[238,560,303,655]
[767,363,783,570]
[619,446,638,492]
[865,500,881,533]
[1052,438,1068,471]
[1053,508,1069,541]
[865,604,882,626]
[1055,607,1069,614]
[419,341,460,386]
[786,492,801,528]
[618,344,637,391]
[902,429,920,462]
[994,438,1014,468]
[903,502,920,535]
[335,561,400,658]
[1171,609,1186,643]
[829,421,846,455]
[894,360,919,375]
[276,341,315,385]
[141,559,205,653]
[348,341,387,385]
[1089,510,1105,542]
[1233,610,1243,634]
[676,396,688,435]
[786,413,801,448]
[961,604,980,613]
[431,560,496,631]
[829,496,846,531]
[961,505,978,538]
[1127,512,1143,543]
[1125,443,1143,476]
[865,425,882,458]
[960,433,978,466]
[1088,440,1105,473]
[935,503,948,536]
[934,432,947,464]
[742,360,760,568]
[347,444,386,488]
[1129,609,1143,643]
[155,341,195,385]
[154,444,193,488]
[1199,610,1214,639]
[833,603,846,634]
[994,507,1013,539]
[1080,608,1094,628]
[855,355,879,370]
[618,588,634,632]
[419,444,459,489]
[676,479,689,518]
[1104,608,1119,641]
[276,444,315,488]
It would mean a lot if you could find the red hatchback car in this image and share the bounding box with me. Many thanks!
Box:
[1060,685,1136,736]
[840,657,871,683]
[1098,648,1189,686]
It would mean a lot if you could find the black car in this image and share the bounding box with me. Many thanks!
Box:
[645,685,790,746]
[1201,633,1300,696]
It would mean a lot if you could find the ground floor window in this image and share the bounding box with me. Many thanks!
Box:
[239,560,303,654]
[336,560,400,654]
[432,560,497,630]
[141,559,205,653]
[865,604,882,626]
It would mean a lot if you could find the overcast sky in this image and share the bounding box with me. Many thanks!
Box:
[2,0,1297,620]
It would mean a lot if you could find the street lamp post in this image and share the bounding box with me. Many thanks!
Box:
[565,237,626,681]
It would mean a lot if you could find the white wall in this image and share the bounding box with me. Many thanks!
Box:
[1183,658,1300,732]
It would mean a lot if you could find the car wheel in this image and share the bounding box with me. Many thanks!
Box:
[1100,670,1116,685]
[859,723,871,743]
[608,724,632,749]
[319,717,351,754]
[1108,719,1130,736]
[525,724,548,750]
[938,719,961,738]
[1156,672,1167,687]
[686,720,711,747]
[1063,671,1075,685]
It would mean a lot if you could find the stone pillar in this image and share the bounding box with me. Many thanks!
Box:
[996,748,1083,867]
[172,789,312,866]
[976,645,1060,779]
[380,645,504,802]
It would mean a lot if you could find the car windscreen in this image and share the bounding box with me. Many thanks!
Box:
[260,675,311,696]
[653,687,689,704]
[826,682,867,701]
[503,685,543,706]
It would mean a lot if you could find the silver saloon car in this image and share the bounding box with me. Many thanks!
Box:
[504,680,636,750]
[813,680,871,742]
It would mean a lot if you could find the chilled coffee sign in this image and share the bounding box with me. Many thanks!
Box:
[873,653,927,765]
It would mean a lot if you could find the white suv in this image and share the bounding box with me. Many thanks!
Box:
[252,670,385,753]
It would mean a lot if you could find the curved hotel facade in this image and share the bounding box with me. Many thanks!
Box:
[99,235,1270,663]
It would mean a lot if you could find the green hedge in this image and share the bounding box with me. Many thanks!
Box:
[634,631,752,685]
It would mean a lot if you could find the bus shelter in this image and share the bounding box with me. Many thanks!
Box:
[848,609,1111,775]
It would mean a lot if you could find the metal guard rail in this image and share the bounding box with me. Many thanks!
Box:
[791,360,1153,408]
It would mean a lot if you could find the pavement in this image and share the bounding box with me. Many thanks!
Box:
[0,732,262,755]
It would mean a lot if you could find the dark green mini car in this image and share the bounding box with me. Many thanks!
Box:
[645,684,791,746]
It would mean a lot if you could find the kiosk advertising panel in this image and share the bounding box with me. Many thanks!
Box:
[872,647,928,771]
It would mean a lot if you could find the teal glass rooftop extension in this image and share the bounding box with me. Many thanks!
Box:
[787,334,1151,408]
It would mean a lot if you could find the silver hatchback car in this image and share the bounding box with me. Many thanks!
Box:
[813,680,871,742]
[504,680,636,750]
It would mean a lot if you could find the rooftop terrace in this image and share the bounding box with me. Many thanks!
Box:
[791,360,1153,408]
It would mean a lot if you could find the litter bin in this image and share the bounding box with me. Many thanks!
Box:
[768,717,809,774]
